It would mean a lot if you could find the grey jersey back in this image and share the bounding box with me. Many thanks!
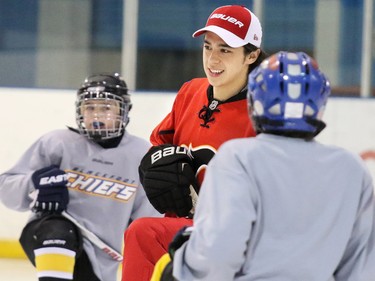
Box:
[174,134,375,281]
[0,129,161,281]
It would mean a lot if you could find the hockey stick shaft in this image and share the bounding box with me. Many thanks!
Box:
[61,211,123,261]
[189,185,199,216]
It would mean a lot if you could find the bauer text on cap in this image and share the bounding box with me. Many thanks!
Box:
[192,5,262,48]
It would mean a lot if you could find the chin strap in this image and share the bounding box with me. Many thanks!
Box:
[305,118,326,137]
[95,133,124,148]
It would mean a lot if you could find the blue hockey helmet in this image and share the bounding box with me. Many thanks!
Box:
[247,51,331,139]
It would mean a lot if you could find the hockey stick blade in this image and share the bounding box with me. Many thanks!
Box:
[61,211,123,261]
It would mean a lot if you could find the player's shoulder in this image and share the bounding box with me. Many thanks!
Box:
[123,132,150,146]
[216,137,253,157]
[183,77,209,85]
[319,141,366,166]
[179,78,209,95]
[39,127,82,142]
[317,142,373,185]
[174,78,209,106]
[121,131,151,154]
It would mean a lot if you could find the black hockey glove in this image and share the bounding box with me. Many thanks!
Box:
[139,144,199,217]
[30,165,69,213]
[168,226,193,259]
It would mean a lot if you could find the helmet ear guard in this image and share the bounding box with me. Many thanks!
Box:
[76,73,132,142]
[247,51,331,140]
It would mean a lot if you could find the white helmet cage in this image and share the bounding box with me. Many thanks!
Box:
[76,73,131,141]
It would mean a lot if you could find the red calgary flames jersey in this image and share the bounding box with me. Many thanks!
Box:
[150,78,256,186]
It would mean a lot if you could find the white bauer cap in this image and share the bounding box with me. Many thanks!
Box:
[192,5,262,48]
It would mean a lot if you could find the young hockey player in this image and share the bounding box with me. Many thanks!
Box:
[156,51,375,281]
[0,73,161,281]
[121,5,268,281]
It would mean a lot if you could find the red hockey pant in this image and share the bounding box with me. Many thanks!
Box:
[121,217,193,281]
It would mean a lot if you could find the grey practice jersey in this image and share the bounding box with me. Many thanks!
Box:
[173,134,375,281]
[0,128,162,281]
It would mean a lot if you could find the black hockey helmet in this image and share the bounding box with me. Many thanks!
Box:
[76,73,132,141]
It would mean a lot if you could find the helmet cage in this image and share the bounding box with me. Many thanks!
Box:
[76,90,131,141]
[247,51,331,139]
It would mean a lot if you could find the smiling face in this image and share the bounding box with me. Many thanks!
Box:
[202,31,259,100]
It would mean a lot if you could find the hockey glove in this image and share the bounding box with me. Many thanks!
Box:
[30,165,69,213]
[168,226,193,259]
[139,144,199,217]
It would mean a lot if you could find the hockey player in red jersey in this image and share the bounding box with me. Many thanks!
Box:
[121,5,268,281]
[153,52,375,281]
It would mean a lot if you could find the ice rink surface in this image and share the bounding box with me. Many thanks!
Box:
[0,258,122,280]
[0,258,36,280]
